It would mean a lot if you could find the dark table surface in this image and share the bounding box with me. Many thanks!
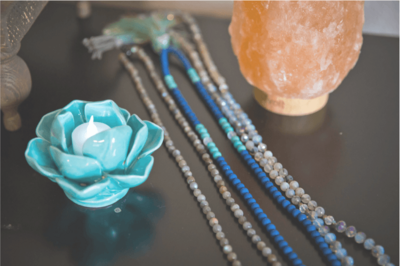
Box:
[2,2,399,266]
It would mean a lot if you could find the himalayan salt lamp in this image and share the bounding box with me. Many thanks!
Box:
[229,1,364,116]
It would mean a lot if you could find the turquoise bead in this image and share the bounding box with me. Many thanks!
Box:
[212,152,222,159]
[164,75,177,89]
[233,141,242,148]
[225,127,234,133]
[187,68,200,83]
[207,142,216,148]
[237,145,246,152]
[231,136,240,142]
[209,147,219,154]
[218,118,228,125]
[201,133,210,139]
[195,124,204,131]
[198,128,208,134]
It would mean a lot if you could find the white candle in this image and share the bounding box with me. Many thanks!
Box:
[72,116,110,156]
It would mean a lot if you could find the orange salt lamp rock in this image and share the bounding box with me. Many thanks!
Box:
[229,1,364,116]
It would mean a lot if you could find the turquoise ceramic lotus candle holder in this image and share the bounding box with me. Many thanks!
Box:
[25,100,163,208]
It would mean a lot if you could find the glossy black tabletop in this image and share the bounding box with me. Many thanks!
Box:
[2,2,399,266]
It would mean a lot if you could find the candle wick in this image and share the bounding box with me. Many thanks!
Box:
[86,115,99,138]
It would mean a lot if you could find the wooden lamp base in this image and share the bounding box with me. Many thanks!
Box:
[253,88,329,116]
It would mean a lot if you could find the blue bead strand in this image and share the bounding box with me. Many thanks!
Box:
[161,48,307,266]
[160,47,341,266]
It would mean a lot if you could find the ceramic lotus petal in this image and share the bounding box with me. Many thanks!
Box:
[25,100,164,207]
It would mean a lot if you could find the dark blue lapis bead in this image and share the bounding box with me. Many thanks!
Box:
[257,213,267,221]
[247,198,256,205]
[278,241,288,249]
[250,203,259,210]
[281,200,290,208]
[239,188,249,194]
[276,195,285,203]
[286,204,296,213]
[297,213,307,222]
[261,218,271,226]
[243,193,252,200]
[236,183,245,190]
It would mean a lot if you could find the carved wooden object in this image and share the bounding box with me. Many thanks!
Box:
[1,1,47,131]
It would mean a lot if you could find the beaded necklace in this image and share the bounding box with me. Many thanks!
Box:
[120,49,283,266]
[159,46,342,266]
[172,13,393,266]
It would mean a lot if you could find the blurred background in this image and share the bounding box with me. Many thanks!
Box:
[88,1,399,37]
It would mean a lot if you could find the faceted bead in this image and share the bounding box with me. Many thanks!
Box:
[301,194,311,203]
[254,152,263,161]
[372,245,385,258]
[267,254,277,263]
[335,221,347,233]
[241,134,249,143]
[260,158,268,167]
[273,163,283,170]
[377,254,390,265]
[270,170,279,179]
[324,233,336,244]
[308,211,318,220]
[190,182,198,190]
[331,241,342,251]
[286,175,294,182]
[335,248,347,259]
[280,182,289,191]
[355,232,366,243]
[315,207,325,217]
[363,238,375,250]
[231,204,240,211]
[318,225,330,236]
[295,188,305,196]
[291,196,301,205]
[289,181,299,189]
[275,176,284,185]
[313,218,324,228]
[299,204,308,213]
[285,189,295,198]
[206,212,215,220]
[279,168,288,177]
[193,189,201,196]
[308,200,317,210]
[213,224,222,233]
[264,164,273,173]
[245,141,255,151]
[324,215,335,225]
[264,150,273,158]
[268,157,277,164]
[342,256,354,266]
[257,143,267,153]
[252,135,262,144]
[345,226,356,238]
[209,218,219,226]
